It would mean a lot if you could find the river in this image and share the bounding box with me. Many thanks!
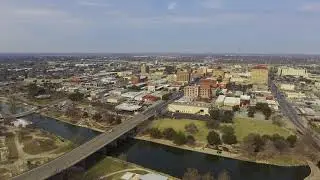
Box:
[0,101,26,114]
[24,114,310,180]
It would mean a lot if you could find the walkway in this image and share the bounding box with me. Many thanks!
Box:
[305,161,320,180]
[98,168,149,180]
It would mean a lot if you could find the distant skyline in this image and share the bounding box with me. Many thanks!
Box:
[1,0,320,54]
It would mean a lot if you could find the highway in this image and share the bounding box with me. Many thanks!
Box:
[12,92,182,180]
[269,80,320,148]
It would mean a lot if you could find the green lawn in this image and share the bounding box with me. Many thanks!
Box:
[5,134,19,160]
[151,118,209,142]
[23,139,58,155]
[53,141,76,154]
[231,118,292,141]
[83,157,136,180]
[151,118,292,143]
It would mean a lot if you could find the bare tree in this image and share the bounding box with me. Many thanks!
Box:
[217,170,230,180]
[182,168,201,180]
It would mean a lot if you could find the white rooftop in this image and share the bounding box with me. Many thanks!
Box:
[115,103,142,111]
[140,173,168,180]
[121,172,135,180]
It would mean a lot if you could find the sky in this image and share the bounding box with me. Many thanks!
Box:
[1,0,320,54]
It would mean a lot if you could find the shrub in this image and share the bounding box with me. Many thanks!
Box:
[173,132,187,145]
[207,131,221,146]
[149,128,162,139]
[184,123,198,134]
[162,128,177,140]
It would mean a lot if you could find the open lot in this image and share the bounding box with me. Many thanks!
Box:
[83,157,137,180]
[5,133,19,160]
[231,118,293,141]
[23,139,58,155]
[151,118,209,142]
[151,118,293,143]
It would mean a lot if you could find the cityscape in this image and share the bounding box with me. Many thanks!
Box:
[1,0,320,180]
[0,54,319,180]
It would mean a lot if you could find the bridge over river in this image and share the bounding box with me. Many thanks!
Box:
[12,93,182,180]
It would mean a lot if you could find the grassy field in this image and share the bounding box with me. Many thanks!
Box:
[5,134,19,160]
[53,141,76,154]
[23,139,58,155]
[83,157,136,180]
[231,118,292,141]
[151,118,292,142]
[151,118,209,142]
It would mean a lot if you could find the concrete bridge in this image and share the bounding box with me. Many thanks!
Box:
[12,93,182,180]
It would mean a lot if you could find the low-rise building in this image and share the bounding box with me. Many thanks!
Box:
[224,97,241,107]
[215,95,226,106]
[106,96,125,104]
[184,85,200,98]
[285,92,307,99]
[280,84,295,91]
[168,102,211,115]
[115,103,142,112]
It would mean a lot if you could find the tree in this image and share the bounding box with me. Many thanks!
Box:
[68,91,84,102]
[209,108,220,121]
[202,172,215,180]
[221,111,234,123]
[162,93,172,100]
[222,129,238,144]
[242,133,266,154]
[27,83,40,97]
[186,135,196,145]
[206,120,220,129]
[255,103,272,120]
[114,116,122,125]
[82,112,89,118]
[182,168,201,180]
[173,132,187,145]
[185,123,199,134]
[162,128,177,140]
[286,135,297,147]
[247,106,255,118]
[273,138,289,152]
[207,131,221,146]
[92,113,102,121]
[149,128,162,139]
[232,105,240,112]
[217,170,230,180]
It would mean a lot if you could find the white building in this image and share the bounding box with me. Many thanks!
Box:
[224,97,241,107]
[280,84,295,91]
[11,119,32,128]
[277,67,308,77]
[215,95,226,106]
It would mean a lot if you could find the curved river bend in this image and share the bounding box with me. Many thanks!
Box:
[24,114,310,180]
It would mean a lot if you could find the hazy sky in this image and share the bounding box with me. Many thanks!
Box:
[1,0,320,54]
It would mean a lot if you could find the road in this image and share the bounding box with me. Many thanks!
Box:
[269,80,320,148]
[12,92,182,180]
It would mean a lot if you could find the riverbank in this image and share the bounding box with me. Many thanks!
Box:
[40,113,105,133]
[135,136,307,167]
[83,156,178,180]
[305,161,320,180]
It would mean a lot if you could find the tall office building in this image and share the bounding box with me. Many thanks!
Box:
[184,85,200,98]
[251,65,269,85]
[176,71,191,83]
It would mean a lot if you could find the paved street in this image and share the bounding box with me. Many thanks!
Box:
[12,93,182,180]
[269,80,320,148]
